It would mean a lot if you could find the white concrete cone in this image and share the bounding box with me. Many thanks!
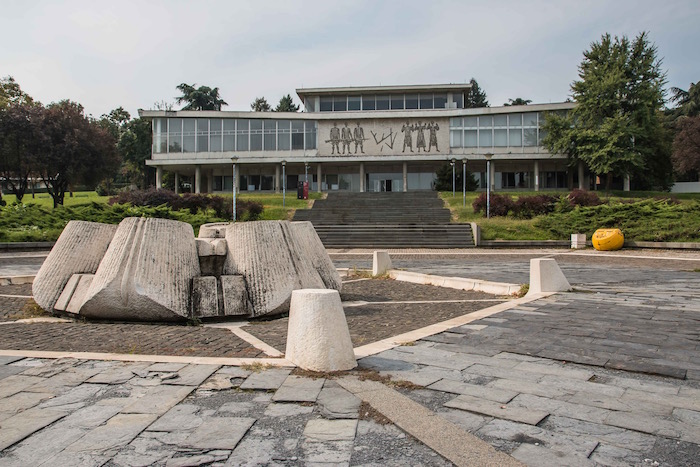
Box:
[527,258,571,295]
[372,251,392,276]
[285,289,357,372]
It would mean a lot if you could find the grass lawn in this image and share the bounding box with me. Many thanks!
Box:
[1,191,110,207]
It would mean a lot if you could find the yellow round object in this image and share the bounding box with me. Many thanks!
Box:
[592,229,624,251]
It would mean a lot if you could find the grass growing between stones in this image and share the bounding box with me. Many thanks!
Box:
[8,299,49,320]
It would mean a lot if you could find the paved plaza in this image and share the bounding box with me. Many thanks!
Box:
[0,248,699,465]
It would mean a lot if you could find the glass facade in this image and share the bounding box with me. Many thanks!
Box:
[153,118,317,154]
[449,112,545,149]
[317,93,460,111]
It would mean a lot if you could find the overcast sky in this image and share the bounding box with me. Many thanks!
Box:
[2,0,698,119]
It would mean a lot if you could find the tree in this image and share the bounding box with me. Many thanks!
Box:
[542,32,671,190]
[0,103,44,202]
[251,97,271,112]
[35,101,120,207]
[464,78,489,108]
[670,82,700,118]
[434,162,479,192]
[118,118,153,188]
[0,76,34,109]
[275,94,299,112]
[671,116,700,177]
[504,98,532,106]
[175,83,227,111]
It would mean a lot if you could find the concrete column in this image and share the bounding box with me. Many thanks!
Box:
[174,172,180,194]
[359,162,365,193]
[194,165,201,194]
[317,164,322,193]
[578,161,585,190]
[207,170,214,193]
[403,162,408,192]
[623,174,630,191]
[156,167,163,189]
[275,165,280,193]
[567,168,574,190]
[533,161,539,191]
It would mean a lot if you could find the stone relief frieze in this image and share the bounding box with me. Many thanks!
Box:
[319,118,447,156]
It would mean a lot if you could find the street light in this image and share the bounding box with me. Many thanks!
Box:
[450,158,456,197]
[231,156,239,222]
[281,160,286,208]
[484,153,493,219]
[462,158,467,207]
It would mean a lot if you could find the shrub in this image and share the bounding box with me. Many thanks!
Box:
[567,189,602,207]
[512,194,558,219]
[107,188,263,220]
[472,192,514,217]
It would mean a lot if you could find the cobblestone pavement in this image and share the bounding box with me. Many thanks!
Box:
[0,249,699,465]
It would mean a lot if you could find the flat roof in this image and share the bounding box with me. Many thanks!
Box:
[296,83,472,98]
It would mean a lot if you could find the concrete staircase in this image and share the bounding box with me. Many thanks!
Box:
[293,192,474,249]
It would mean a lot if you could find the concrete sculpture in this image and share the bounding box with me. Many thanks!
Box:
[33,218,341,322]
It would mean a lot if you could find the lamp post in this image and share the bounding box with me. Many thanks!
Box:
[484,153,493,219]
[231,156,239,222]
[462,158,467,207]
[304,162,309,183]
[451,158,456,197]
[281,160,286,208]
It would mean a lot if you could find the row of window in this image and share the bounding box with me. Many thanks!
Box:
[449,113,545,148]
[315,93,462,112]
[152,118,317,154]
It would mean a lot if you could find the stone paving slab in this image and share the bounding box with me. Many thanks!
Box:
[238,368,292,390]
[445,394,549,425]
[272,375,325,403]
[183,416,256,450]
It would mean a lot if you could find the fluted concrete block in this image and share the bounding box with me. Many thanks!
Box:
[197,238,228,276]
[198,222,229,239]
[33,221,117,312]
[223,221,340,317]
[79,218,201,321]
[527,258,571,295]
[221,275,250,316]
[285,289,357,372]
[192,276,219,318]
[372,251,392,276]
[290,221,342,292]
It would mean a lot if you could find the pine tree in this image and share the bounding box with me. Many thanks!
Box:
[465,78,489,108]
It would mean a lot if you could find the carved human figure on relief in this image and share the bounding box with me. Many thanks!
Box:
[353,122,365,154]
[415,121,427,152]
[428,121,440,151]
[341,123,353,154]
[329,123,341,154]
[401,122,414,152]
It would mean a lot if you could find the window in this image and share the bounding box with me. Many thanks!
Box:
[320,97,332,112]
[391,95,404,110]
[291,121,304,150]
[183,119,195,152]
[209,119,222,152]
[453,93,464,109]
[250,120,262,151]
[450,130,462,147]
[348,96,361,111]
[434,94,447,109]
[479,129,492,147]
[420,94,433,109]
[333,96,347,112]
[465,130,477,147]
[168,118,182,153]
[479,116,492,128]
[450,117,462,128]
[263,120,276,150]
[494,129,507,147]
[223,119,235,151]
[376,95,389,110]
[196,119,208,152]
[362,95,375,110]
[277,120,290,151]
[153,118,167,153]
[236,119,249,151]
[508,129,522,146]
[305,121,317,149]
[405,94,418,109]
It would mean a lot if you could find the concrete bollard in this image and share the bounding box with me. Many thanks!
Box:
[372,251,392,276]
[571,233,586,249]
[527,258,571,295]
[285,289,357,372]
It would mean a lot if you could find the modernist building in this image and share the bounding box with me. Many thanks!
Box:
[139,84,583,194]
